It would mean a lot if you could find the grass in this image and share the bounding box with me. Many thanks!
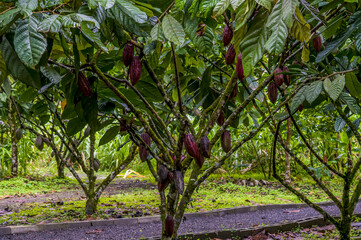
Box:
[0,173,345,226]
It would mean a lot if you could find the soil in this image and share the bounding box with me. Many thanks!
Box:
[2,201,361,240]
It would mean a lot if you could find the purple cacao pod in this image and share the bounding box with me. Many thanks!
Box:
[157,179,169,192]
[158,164,169,183]
[313,35,322,53]
[236,53,244,82]
[222,24,233,46]
[130,56,142,85]
[123,42,134,67]
[229,82,238,100]
[268,82,278,104]
[221,130,231,153]
[274,67,284,87]
[139,132,151,162]
[184,133,200,159]
[199,136,211,159]
[217,110,225,126]
[165,215,174,237]
[77,72,92,97]
[225,44,236,65]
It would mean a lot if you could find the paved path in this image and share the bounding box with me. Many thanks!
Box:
[2,202,361,240]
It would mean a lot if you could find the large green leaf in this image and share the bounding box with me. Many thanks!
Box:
[345,72,361,99]
[340,92,361,114]
[0,50,7,85]
[346,118,361,138]
[162,15,185,46]
[0,36,40,88]
[305,81,322,104]
[111,4,147,36]
[290,7,311,43]
[290,86,306,112]
[230,0,242,10]
[38,15,62,33]
[14,16,47,68]
[80,23,108,53]
[334,116,346,132]
[116,0,147,24]
[151,23,165,41]
[239,9,269,77]
[67,118,87,136]
[255,0,271,11]
[17,0,38,10]
[323,75,345,101]
[282,0,298,28]
[89,0,115,9]
[0,8,21,36]
[265,0,287,55]
[213,0,230,17]
[184,16,214,53]
[99,126,119,146]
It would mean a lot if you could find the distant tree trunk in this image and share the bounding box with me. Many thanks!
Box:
[8,100,18,177]
[285,118,292,184]
[55,155,65,179]
[86,128,97,215]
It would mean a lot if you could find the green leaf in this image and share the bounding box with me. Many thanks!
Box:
[17,0,38,10]
[184,15,214,53]
[80,22,108,53]
[291,86,306,112]
[230,0,242,10]
[67,118,87,136]
[265,1,288,55]
[213,0,230,17]
[99,126,120,146]
[151,23,165,41]
[355,32,361,53]
[305,81,322,104]
[0,50,7,85]
[282,0,298,28]
[340,92,361,114]
[0,36,40,88]
[239,9,269,77]
[116,0,147,24]
[162,15,185,46]
[0,8,21,36]
[301,45,310,62]
[111,4,147,36]
[290,7,311,43]
[255,0,271,11]
[334,116,346,132]
[38,15,62,33]
[14,16,47,68]
[89,0,115,9]
[346,118,361,138]
[345,72,361,99]
[323,75,345,101]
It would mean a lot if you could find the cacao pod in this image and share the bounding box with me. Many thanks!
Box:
[298,102,305,112]
[222,24,232,46]
[139,132,151,162]
[174,170,184,195]
[51,151,55,158]
[35,136,44,151]
[282,66,291,86]
[217,110,225,126]
[77,72,92,97]
[196,23,206,37]
[268,82,278,104]
[274,68,284,87]
[221,130,231,153]
[158,164,169,183]
[229,82,238,100]
[158,179,169,192]
[165,215,174,237]
[312,35,322,53]
[196,154,204,168]
[225,44,236,65]
[119,119,127,132]
[130,56,142,85]
[236,53,244,82]
[94,158,100,172]
[168,171,174,181]
[123,42,134,67]
[184,133,200,159]
[141,132,151,146]
[84,126,91,138]
[199,136,211,158]
[15,128,23,141]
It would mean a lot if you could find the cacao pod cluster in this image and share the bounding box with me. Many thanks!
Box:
[139,132,151,162]
[122,42,142,85]
[77,72,92,97]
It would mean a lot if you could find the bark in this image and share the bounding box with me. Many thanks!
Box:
[86,128,97,215]
[85,194,99,215]
[285,118,292,184]
[8,100,18,177]
[55,155,65,179]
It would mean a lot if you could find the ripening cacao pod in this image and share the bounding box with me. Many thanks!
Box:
[222,24,232,46]
[130,56,142,85]
[15,128,23,141]
[199,136,211,158]
[158,164,169,183]
[221,130,231,153]
[77,72,92,97]
[158,179,169,192]
[217,110,225,126]
[312,35,322,53]
[123,42,134,67]
[35,136,44,151]
[236,53,244,82]
[196,154,204,168]
[168,171,174,181]
[282,66,291,86]
[139,132,151,162]
[184,133,200,159]
[174,170,184,195]
[94,158,100,172]
[165,215,174,237]
[229,82,238,100]
[197,23,206,37]
[141,132,151,146]
[268,82,278,104]
[84,126,91,138]
[298,102,305,112]
[274,68,284,87]
[225,44,236,65]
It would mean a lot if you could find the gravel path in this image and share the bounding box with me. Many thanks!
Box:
[2,202,361,240]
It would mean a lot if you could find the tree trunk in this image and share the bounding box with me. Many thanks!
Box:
[56,155,65,179]
[8,100,18,177]
[85,195,98,215]
[285,118,292,184]
[337,219,351,240]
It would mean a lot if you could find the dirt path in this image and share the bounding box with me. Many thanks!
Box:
[3,202,361,240]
